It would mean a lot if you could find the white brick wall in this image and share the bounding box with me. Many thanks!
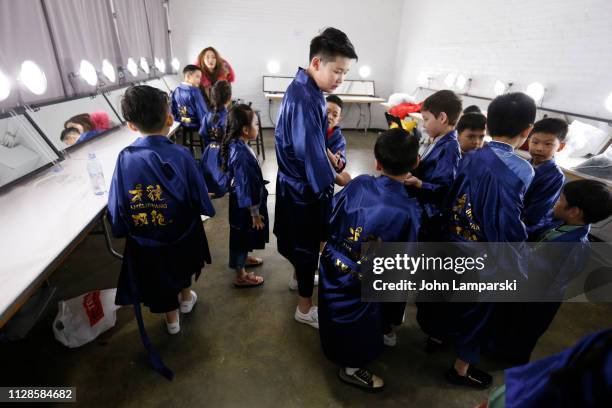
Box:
[168,0,404,128]
[394,0,612,121]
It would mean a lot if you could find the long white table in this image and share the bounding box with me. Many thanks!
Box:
[264,92,385,132]
[0,122,180,328]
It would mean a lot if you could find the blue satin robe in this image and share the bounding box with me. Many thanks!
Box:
[199,140,229,198]
[200,107,228,147]
[485,223,591,365]
[417,141,535,364]
[523,159,565,239]
[274,68,335,271]
[504,328,612,407]
[76,129,103,144]
[108,134,215,305]
[171,83,208,130]
[107,135,215,379]
[318,175,421,367]
[227,139,269,252]
[326,126,347,172]
[413,130,461,241]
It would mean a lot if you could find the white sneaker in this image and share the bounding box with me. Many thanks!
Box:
[179,290,197,314]
[294,306,319,329]
[165,313,180,335]
[383,332,397,347]
[201,215,210,222]
[288,274,320,291]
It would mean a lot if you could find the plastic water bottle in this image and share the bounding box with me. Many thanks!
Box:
[87,153,106,195]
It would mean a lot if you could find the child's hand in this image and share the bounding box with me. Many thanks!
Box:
[327,148,340,168]
[335,171,352,186]
[404,173,423,188]
[252,214,265,230]
[334,152,344,169]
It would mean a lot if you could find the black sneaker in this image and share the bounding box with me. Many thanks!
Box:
[338,368,385,392]
[445,366,492,389]
[425,336,445,353]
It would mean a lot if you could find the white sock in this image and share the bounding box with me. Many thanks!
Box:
[345,367,358,375]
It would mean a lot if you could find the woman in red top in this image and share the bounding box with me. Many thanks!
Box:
[196,47,235,105]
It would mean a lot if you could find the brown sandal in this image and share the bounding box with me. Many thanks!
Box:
[234,272,264,288]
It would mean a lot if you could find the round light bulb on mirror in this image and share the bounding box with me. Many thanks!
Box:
[0,69,10,101]
[102,59,116,83]
[605,92,612,113]
[444,72,457,88]
[19,60,47,95]
[525,82,545,103]
[455,75,468,91]
[155,58,166,73]
[359,65,371,79]
[417,72,429,86]
[494,80,506,96]
[140,57,150,74]
[267,60,280,74]
[127,58,138,77]
[79,59,98,86]
[171,57,180,72]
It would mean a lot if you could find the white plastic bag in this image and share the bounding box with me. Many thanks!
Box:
[53,289,121,348]
[387,93,417,107]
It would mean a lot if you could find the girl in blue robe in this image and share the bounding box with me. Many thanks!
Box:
[199,80,232,197]
[221,104,269,287]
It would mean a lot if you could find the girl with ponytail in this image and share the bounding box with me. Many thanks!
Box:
[222,104,269,287]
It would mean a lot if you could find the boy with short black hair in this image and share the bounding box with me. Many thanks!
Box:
[171,65,208,137]
[274,27,358,328]
[486,179,612,364]
[463,105,482,114]
[318,128,421,392]
[108,85,215,379]
[404,89,462,241]
[456,112,487,154]
[426,92,537,388]
[523,117,568,239]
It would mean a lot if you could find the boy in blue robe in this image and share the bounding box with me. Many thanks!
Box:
[222,104,269,287]
[523,118,567,239]
[318,128,421,392]
[456,112,487,155]
[108,85,215,379]
[171,65,208,138]
[274,27,358,328]
[325,94,347,170]
[403,90,462,241]
[485,180,612,365]
[483,328,612,408]
[199,80,232,197]
[422,92,537,389]
[325,94,352,186]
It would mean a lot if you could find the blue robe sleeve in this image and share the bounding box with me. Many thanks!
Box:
[107,154,128,237]
[291,100,334,195]
[193,88,208,123]
[170,90,180,122]
[327,128,347,172]
[524,164,565,238]
[185,153,215,217]
[420,144,461,200]
[230,144,261,209]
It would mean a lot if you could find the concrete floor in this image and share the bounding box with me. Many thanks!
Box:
[1,130,611,407]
